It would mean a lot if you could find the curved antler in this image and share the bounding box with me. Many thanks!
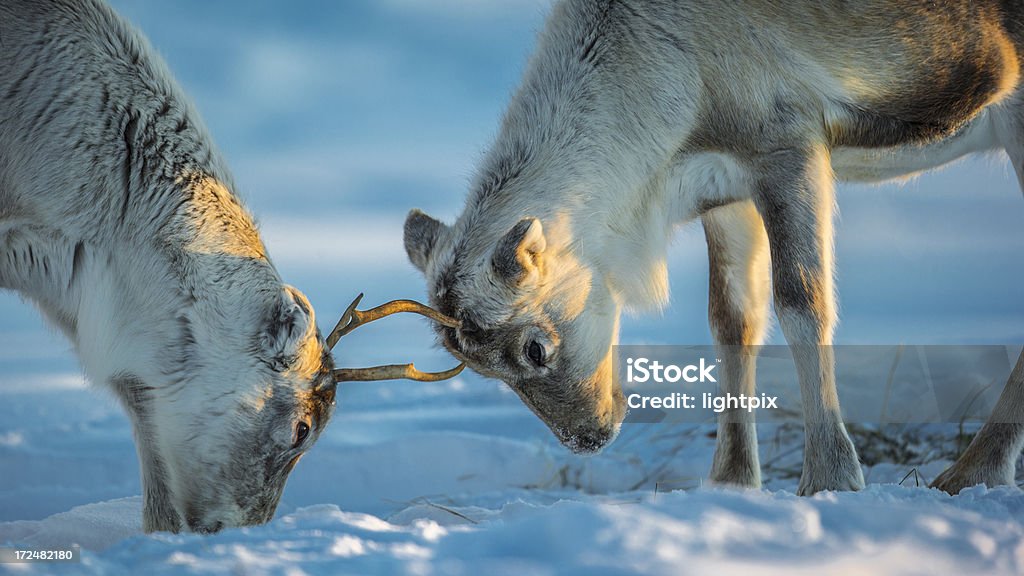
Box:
[333,362,465,382]
[325,293,465,383]
[326,293,460,349]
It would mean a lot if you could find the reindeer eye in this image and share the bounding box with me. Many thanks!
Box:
[526,340,546,367]
[294,421,310,446]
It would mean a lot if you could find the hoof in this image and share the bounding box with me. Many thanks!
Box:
[930,461,1017,495]
[797,425,865,495]
[797,467,865,496]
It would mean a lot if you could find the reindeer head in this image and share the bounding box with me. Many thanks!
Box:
[124,283,460,534]
[404,210,627,454]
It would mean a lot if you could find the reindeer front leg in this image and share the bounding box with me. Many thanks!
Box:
[752,145,865,495]
[703,201,771,487]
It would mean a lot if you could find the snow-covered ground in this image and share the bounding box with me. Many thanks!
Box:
[1,361,1023,575]
[3,1,1024,574]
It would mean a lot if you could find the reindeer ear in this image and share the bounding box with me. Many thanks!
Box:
[404,209,446,273]
[493,218,546,284]
[263,286,315,371]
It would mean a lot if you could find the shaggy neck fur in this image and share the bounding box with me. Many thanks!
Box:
[455,0,701,311]
[72,175,278,389]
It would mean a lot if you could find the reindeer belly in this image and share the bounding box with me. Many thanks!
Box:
[830,25,1020,148]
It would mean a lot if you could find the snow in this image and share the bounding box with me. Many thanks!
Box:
[4,485,1024,574]
[1,370,1023,575]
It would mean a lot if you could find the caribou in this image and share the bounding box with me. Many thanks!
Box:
[404,0,1024,495]
[0,0,462,533]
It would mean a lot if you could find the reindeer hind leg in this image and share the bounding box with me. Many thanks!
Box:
[931,352,1024,493]
[932,102,1024,493]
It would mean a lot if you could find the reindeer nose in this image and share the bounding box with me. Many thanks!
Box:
[564,426,616,455]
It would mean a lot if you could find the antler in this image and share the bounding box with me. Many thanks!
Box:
[326,293,465,383]
[333,363,465,382]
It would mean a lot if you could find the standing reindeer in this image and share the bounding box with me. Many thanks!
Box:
[0,0,461,533]
[405,0,1024,494]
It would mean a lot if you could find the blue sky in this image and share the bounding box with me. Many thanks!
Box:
[2,0,1024,384]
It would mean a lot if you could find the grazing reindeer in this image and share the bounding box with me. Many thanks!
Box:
[405,0,1024,494]
[0,0,461,532]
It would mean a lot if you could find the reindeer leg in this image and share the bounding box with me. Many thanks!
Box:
[932,353,1024,493]
[703,201,771,488]
[932,105,1024,493]
[752,145,865,495]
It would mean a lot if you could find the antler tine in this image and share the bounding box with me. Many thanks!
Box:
[326,293,364,350]
[326,294,460,351]
[333,362,466,383]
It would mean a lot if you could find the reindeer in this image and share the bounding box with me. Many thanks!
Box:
[0,0,461,533]
[404,0,1024,495]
